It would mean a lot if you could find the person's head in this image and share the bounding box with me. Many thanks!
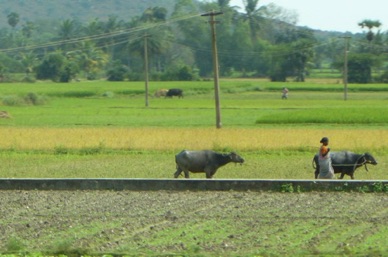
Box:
[320,137,329,145]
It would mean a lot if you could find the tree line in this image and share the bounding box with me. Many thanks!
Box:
[0,0,387,83]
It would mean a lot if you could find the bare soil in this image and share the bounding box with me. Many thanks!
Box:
[0,190,387,256]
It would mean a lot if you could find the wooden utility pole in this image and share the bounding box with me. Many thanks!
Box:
[144,33,149,107]
[342,36,351,101]
[202,10,223,129]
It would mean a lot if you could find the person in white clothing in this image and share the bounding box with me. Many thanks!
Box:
[318,137,334,179]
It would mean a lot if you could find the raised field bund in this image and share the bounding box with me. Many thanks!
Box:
[0,179,387,192]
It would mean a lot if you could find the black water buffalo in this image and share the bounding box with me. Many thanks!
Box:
[166,88,183,98]
[174,150,245,179]
[313,151,378,179]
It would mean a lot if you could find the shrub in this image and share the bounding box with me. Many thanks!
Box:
[2,93,47,106]
[21,75,36,83]
[36,53,65,81]
[24,92,47,105]
[102,91,114,98]
[106,61,128,81]
[160,65,199,81]
[59,61,79,82]
[2,95,25,106]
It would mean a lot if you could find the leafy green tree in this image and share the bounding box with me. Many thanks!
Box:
[334,53,379,83]
[106,61,128,81]
[35,52,78,82]
[59,61,78,82]
[140,7,167,22]
[7,12,20,29]
[177,65,195,80]
[314,38,344,69]
[172,0,212,76]
[36,53,65,81]
[0,52,24,73]
[346,53,377,83]
[217,0,231,9]
[0,63,7,82]
[289,39,315,81]
[268,44,292,81]
[269,28,315,81]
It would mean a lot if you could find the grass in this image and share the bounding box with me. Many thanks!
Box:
[0,138,387,180]
[0,80,387,180]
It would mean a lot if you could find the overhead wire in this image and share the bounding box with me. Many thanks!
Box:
[1,8,386,60]
[0,12,202,54]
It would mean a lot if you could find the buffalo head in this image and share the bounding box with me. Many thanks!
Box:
[229,152,245,164]
[363,153,378,165]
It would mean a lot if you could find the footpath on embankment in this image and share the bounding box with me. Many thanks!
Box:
[0,178,387,192]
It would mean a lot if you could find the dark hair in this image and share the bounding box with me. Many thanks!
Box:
[320,137,329,143]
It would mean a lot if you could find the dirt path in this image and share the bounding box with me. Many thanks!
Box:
[0,190,387,256]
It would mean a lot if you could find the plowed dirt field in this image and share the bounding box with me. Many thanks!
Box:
[0,190,387,256]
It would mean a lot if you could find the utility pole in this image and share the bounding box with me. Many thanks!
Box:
[341,36,351,101]
[144,33,149,107]
[202,10,223,129]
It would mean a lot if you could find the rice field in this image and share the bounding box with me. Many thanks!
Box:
[0,127,387,153]
[0,80,387,179]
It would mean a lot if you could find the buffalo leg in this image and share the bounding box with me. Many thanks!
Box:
[174,167,183,178]
[339,173,345,179]
[205,169,215,179]
[183,170,190,178]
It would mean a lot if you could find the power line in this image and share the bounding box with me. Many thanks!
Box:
[0,13,202,54]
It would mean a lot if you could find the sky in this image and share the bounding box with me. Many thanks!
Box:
[229,0,388,33]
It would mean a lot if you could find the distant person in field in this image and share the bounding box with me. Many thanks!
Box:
[318,137,334,179]
[281,87,289,99]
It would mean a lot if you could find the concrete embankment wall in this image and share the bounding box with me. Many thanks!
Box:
[0,179,387,192]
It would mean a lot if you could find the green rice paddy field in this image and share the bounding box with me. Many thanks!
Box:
[0,80,387,179]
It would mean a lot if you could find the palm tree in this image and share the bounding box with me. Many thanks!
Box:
[358,19,381,43]
[242,0,267,44]
[59,19,78,40]
[83,18,103,37]
[58,19,80,52]
[22,21,35,38]
[103,15,124,60]
[18,51,39,78]
[67,40,108,80]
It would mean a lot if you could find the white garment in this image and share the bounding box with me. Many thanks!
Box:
[318,151,334,179]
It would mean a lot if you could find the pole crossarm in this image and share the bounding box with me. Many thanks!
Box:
[201,11,223,17]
